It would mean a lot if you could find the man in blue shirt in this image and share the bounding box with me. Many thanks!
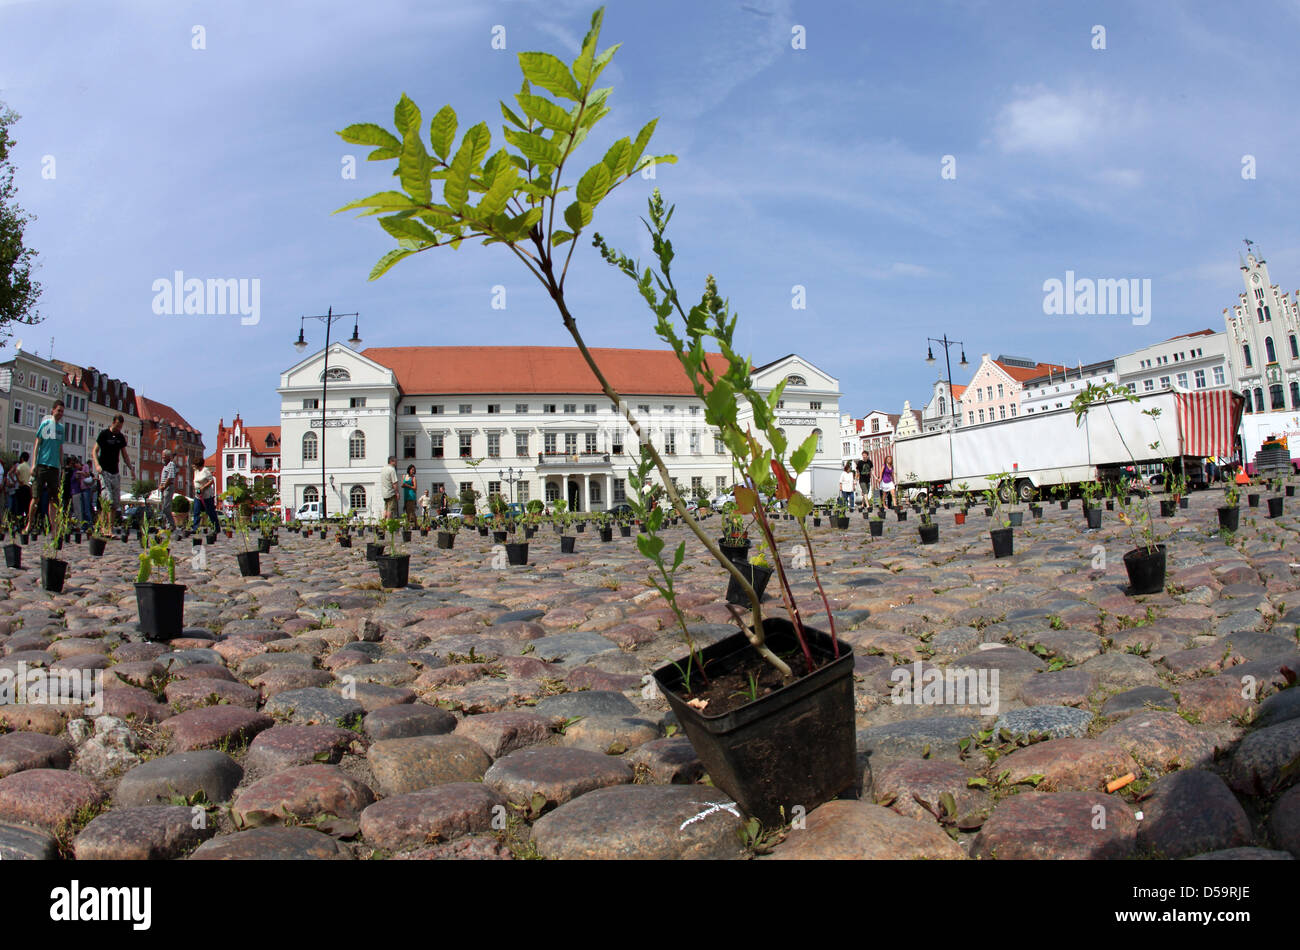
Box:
[26,400,65,534]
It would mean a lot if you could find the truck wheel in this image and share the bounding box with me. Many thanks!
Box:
[997,483,1014,504]
[1017,480,1036,503]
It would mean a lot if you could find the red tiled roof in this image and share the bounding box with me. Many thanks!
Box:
[994,360,1067,383]
[950,385,967,400]
[361,347,731,396]
[135,395,201,436]
[1164,329,1217,341]
[238,426,280,452]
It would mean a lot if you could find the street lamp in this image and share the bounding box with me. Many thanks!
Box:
[925,334,968,430]
[293,307,362,521]
[498,466,522,507]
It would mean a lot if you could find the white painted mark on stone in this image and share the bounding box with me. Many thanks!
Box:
[680,801,742,830]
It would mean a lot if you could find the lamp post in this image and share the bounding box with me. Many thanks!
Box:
[925,335,969,430]
[294,308,362,521]
[498,466,522,508]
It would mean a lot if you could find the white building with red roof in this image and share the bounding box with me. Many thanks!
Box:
[958,355,1066,427]
[209,415,280,499]
[277,344,840,518]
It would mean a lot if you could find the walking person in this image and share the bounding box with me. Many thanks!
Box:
[418,489,431,521]
[3,460,18,523]
[75,461,95,528]
[856,450,874,508]
[93,414,135,528]
[434,485,449,517]
[839,462,856,508]
[26,401,66,535]
[12,452,31,525]
[191,456,219,531]
[380,456,399,520]
[402,465,418,525]
[158,449,177,529]
[879,455,897,510]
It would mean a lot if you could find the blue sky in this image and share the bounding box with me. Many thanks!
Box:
[2,0,1298,438]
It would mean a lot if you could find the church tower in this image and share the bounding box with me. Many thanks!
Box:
[1223,245,1300,413]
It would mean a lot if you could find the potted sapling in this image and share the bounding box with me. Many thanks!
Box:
[725,538,774,607]
[1218,483,1240,532]
[504,514,529,566]
[376,517,410,588]
[234,514,260,577]
[718,505,750,562]
[135,529,185,641]
[0,513,18,568]
[595,509,613,543]
[1082,480,1103,529]
[554,501,577,554]
[40,490,71,593]
[868,506,884,537]
[986,486,1013,558]
[917,491,939,545]
[436,516,461,550]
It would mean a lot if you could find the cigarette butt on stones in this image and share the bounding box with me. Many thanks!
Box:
[1106,772,1136,793]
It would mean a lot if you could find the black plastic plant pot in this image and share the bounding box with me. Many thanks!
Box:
[990,528,1014,559]
[191,537,202,548]
[1218,507,1240,531]
[436,531,455,550]
[812,517,821,528]
[652,620,856,827]
[1248,494,1260,507]
[1160,500,1176,517]
[868,520,884,537]
[1030,506,1043,519]
[505,542,529,566]
[599,528,613,542]
[236,551,261,577]
[257,538,272,554]
[984,507,993,517]
[20,534,29,545]
[524,526,537,539]
[1105,499,1114,511]
[1268,496,1284,518]
[478,525,489,537]
[1086,507,1103,530]
[918,524,939,545]
[492,530,508,543]
[619,525,631,537]
[719,540,750,564]
[1007,511,1023,527]
[1178,497,1189,509]
[835,516,850,529]
[401,530,412,543]
[1288,485,1296,497]
[1123,545,1166,595]
[365,542,385,561]
[339,537,352,548]
[376,553,410,589]
[3,544,20,569]
[724,562,773,606]
[895,510,907,522]
[420,528,429,537]
[1059,500,1069,510]
[560,536,576,554]
[575,522,586,534]
[88,537,107,557]
[40,556,67,593]
[135,582,186,642]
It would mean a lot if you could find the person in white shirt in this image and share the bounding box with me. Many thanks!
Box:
[838,463,856,508]
[380,457,399,519]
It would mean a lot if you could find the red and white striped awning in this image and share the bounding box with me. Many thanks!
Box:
[1176,391,1245,458]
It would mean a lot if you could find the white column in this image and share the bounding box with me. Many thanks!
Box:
[583,473,592,512]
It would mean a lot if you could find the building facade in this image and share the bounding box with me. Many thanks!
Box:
[277,346,842,518]
[1,346,85,463]
[1020,360,1117,415]
[135,395,204,489]
[210,415,281,497]
[959,355,1063,427]
[920,380,966,432]
[1115,329,1230,400]
[1223,252,1300,413]
[60,363,142,469]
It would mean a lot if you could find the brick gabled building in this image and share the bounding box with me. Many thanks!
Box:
[210,415,280,497]
[135,394,204,489]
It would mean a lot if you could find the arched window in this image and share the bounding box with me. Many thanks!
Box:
[785,374,806,386]
[302,431,318,461]
[1255,387,1265,412]
[1291,382,1299,409]
[812,428,823,452]
[1271,384,1285,410]
[1243,391,1253,413]
[1291,336,1299,360]
[303,485,319,504]
[348,430,365,460]
[349,485,367,511]
[1244,345,1253,368]
[321,367,351,382]
[938,396,946,416]
[1266,337,1277,363]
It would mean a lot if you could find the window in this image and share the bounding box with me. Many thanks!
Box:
[1143,379,1154,392]
[689,405,700,416]
[564,433,577,454]
[1213,366,1225,386]
[349,397,366,408]
[612,433,623,455]
[938,396,946,416]
[689,431,701,454]
[10,401,20,425]
[776,401,784,409]
[986,386,993,400]
[563,404,576,414]
[1244,345,1253,368]
[403,405,416,415]
[487,404,500,414]
[1160,376,1170,389]
[716,476,727,493]
[545,482,559,502]
[871,419,880,433]
[516,404,529,414]
[613,479,626,502]
[976,389,983,402]
[487,433,500,457]
[785,374,806,386]
[303,398,319,410]
[460,482,473,499]
[226,454,235,469]
[809,401,821,411]
[999,407,1006,420]
[1272,384,1286,410]
[1243,391,1253,413]
[1255,387,1265,412]
[584,404,596,414]
[39,376,48,393]
[349,485,367,511]
[459,433,473,457]
[1176,372,1188,388]
[488,481,501,499]
[968,412,974,425]
[303,486,319,504]
[996,384,1004,398]
[1010,404,1017,417]
[430,405,444,415]
[664,432,676,454]
[518,482,529,503]
[1194,370,1206,389]
[714,436,724,454]
[430,434,444,458]
[23,405,34,427]
[544,433,557,455]
[589,481,601,503]
[638,405,650,417]
[1267,337,1277,363]
[543,404,557,414]
[516,432,529,457]
[459,404,472,415]
[978,409,985,423]
[302,432,318,461]
[1292,382,1300,410]
[348,430,365,460]
[403,434,416,458]
[585,433,597,454]
[691,476,703,495]
[1125,382,1137,393]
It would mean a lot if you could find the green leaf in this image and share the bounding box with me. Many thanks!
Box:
[575,162,612,204]
[967,777,989,788]
[672,542,685,570]
[445,124,489,211]
[504,127,562,169]
[398,125,432,204]
[790,431,820,475]
[635,532,664,560]
[369,247,419,280]
[625,118,658,174]
[572,7,604,89]
[499,101,528,130]
[394,93,421,137]
[563,200,592,232]
[379,215,438,244]
[517,52,581,101]
[477,163,518,218]
[334,191,418,215]
[339,123,401,151]
[601,138,632,176]
[429,105,457,160]
[516,94,573,133]
[588,43,620,86]
[788,492,813,520]
[550,230,574,246]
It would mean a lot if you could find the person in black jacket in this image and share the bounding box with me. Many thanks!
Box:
[855,451,873,509]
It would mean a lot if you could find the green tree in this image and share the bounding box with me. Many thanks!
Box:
[0,103,43,344]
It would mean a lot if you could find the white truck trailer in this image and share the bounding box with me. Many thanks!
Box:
[893,389,1244,502]
[1239,409,1300,475]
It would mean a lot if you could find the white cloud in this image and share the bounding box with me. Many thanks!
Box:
[1093,168,1143,188]
[994,86,1125,153]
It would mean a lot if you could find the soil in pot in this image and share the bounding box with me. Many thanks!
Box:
[1218,507,1239,531]
[506,542,529,566]
[652,619,855,825]
[236,551,261,577]
[990,528,1013,558]
[40,557,67,593]
[1123,545,1166,595]
[724,562,773,606]
[918,523,939,544]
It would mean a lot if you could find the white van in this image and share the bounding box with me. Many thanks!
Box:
[295,501,323,521]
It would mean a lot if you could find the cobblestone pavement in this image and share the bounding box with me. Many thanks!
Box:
[1,491,1298,860]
